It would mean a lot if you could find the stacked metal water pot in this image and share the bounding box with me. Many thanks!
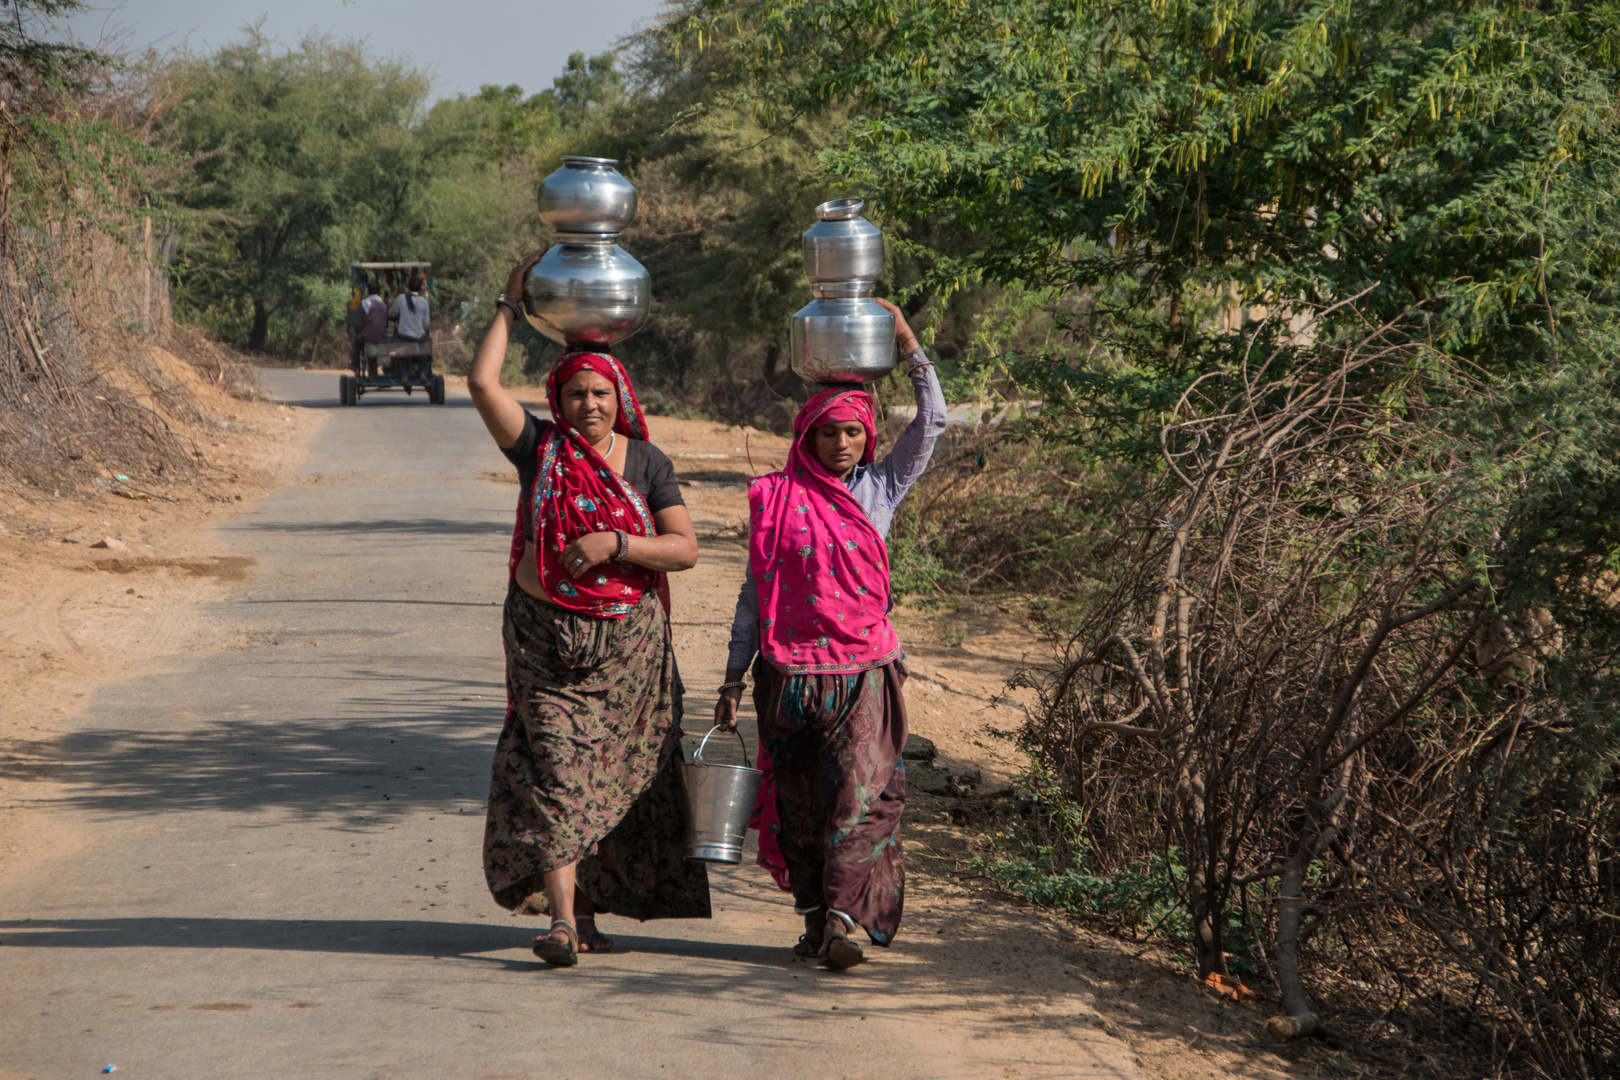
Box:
[522,157,650,347]
[790,198,896,385]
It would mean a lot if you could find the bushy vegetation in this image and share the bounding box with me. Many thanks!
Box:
[678,0,1620,1073]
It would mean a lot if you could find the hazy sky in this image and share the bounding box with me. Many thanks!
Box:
[61,0,674,99]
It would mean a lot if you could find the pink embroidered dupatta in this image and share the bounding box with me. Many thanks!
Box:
[747,386,901,673]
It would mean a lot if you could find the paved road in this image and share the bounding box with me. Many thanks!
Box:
[0,370,1137,1080]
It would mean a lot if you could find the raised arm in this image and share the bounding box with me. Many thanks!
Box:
[468,251,545,449]
[869,298,948,505]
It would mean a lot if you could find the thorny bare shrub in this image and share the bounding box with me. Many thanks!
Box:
[1008,307,1619,1077]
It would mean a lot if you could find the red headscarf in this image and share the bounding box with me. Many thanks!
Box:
[506,351,665,618]
[745,386,899,674]
[546,351,649,440]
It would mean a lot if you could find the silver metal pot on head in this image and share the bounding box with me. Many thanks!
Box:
[790,198,896,385]
[537,156,638,236]
[802,197,885,282]
[522,240,650,348]
[523,157,651,348]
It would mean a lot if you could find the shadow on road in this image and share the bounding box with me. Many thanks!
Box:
[229,517,508,537]
[272,394,479,411]
[0,669,743,816]
[0,916,521,957]
[0,916,800,973]
[0,912,1108,1041]
[0,672,504,819]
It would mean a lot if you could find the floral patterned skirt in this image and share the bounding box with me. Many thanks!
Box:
[753,657,908,945]
[483,583,711,921]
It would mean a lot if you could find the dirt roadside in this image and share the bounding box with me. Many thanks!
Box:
[0,367,1320,1080]
[0,364,324,870]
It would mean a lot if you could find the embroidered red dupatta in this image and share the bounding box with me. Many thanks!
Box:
[504,351,667,618]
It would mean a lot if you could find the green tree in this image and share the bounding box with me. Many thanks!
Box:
[1,0,169,247]
[170,29,437,352]
[677,1,1620,1069]
[552,50,622,125]
[681,0,1620,400]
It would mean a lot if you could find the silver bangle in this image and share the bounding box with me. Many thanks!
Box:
[614,529,630,561]
[717,680,747,693]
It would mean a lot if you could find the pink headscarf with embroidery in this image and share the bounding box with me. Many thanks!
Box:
[505,351,665,618]
[746,386,901,674]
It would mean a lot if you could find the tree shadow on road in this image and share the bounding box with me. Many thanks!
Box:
[0,668,505,822]
[0,907,1132,1053]
[0,665,754,821]
[227,517,510,537]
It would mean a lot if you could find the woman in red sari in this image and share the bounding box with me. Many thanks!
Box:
[467,252,710,967]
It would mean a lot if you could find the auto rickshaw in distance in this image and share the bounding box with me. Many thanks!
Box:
[341,261,446,406]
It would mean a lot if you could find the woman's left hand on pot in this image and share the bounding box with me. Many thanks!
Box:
[873,297,920,354]
[561,531,618,577]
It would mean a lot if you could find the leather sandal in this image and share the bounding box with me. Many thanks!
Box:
[531,919,579,967]
[819,911,865,970]
[793,904,827,958]
[577,916,614,954]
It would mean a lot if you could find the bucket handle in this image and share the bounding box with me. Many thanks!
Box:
[694,725,748,766]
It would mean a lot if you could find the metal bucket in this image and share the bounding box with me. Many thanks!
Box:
[681,726,764,865]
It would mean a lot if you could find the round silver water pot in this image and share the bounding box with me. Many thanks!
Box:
[522,240,650,347]
[802,197,885,283]
[537,156,638,236]
[790,296,896,384]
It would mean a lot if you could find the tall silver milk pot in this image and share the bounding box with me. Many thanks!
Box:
[790,198,896,384]
[522,156,651,348]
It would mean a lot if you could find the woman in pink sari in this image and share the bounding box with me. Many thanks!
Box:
[715,299,946,968]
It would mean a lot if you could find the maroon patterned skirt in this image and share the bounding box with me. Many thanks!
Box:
[752,658,908,945]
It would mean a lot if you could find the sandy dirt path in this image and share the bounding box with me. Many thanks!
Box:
[0,368,1143,1080]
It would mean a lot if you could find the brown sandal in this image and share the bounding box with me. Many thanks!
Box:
[577,916,614,954]
[793,905,827,958]
[820,912,865,970]
[531,920,579,967]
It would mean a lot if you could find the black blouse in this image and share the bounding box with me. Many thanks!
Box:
[501,411,685,542]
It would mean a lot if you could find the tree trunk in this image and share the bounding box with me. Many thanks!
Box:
[1268,785,1346,1044]
[141,207,152,326]
[248,298,270,353]
[1189,853,1227,978]
[1182,802,1227,978]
